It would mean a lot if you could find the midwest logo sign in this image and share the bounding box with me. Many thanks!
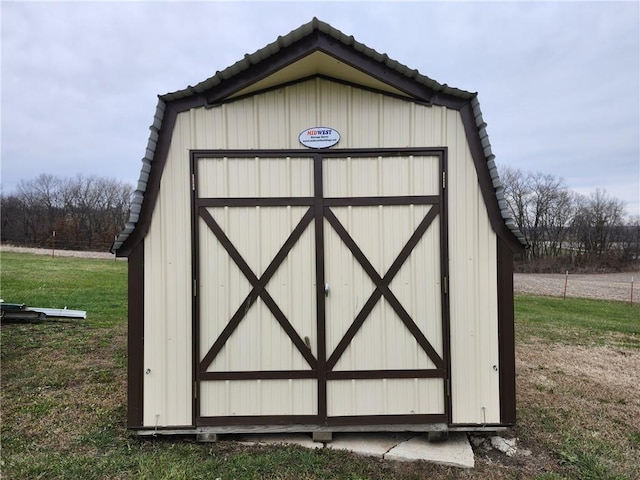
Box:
[299,127,340,149]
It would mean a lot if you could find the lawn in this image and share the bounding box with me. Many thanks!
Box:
[1,251,638,479]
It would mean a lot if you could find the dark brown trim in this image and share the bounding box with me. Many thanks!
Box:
[191,154,200,427]
[200,370,317,381]
[448,422,513,428]
[197,193,439,210]
[192,147,446,159]
[314,154,328,420]
[197,413,449,427]
[459,104,525,253]
[198,415,320,426]
[327,369,445,380]
[324,196,439,206]
[327,414,447,426]
[133,425,203,432]
[198,197,314,207]
[440,150,453,425]
[497,238,516,424]
[127,241,144,428]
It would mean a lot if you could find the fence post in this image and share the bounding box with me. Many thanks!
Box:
[563,270,568,300]
[52,231,56,258]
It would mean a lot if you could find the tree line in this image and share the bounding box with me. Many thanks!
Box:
[500,167,639,272]
[1,169,638,271]
[1,174,133,252]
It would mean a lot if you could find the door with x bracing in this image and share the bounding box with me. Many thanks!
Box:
[192,149,449,426]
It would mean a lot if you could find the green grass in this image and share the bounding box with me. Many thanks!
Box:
[1,251,127,326]
[515,295,640,348]
[514,296,639,480]
[1,251,639,479]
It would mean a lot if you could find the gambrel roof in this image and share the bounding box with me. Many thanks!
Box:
[112,18,527,255]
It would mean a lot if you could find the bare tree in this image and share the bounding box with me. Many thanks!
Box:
[499,166,530,234]
[15,174,63,244]
[528,172,573,258]
[2,174,132,251]
[572,188,626,259]
[616,216,640,263]
[499,167,573,260]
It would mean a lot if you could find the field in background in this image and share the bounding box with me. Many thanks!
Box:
[1,251,638,479]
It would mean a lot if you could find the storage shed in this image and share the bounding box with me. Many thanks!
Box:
[113,18,527,437]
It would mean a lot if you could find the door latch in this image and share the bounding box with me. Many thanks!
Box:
[324,283,330,297]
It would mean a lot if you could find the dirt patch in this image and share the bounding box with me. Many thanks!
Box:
[514,271,638,302]
[516,341,640,477]
[518,343,640,409]
[1,245,119,260]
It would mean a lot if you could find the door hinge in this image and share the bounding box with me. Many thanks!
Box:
[193,279,197,296]
[442,171,446,189]
[443,276,448,295]
[191,173,196,191]
[446,378,451,397]
[194,381,198,399]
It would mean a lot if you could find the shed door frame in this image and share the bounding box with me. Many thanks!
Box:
[190,147,450,427]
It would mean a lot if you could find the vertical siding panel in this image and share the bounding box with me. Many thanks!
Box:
[143,208,164,427]
[319,80,349,144]
[143,111,192,427]
[287,81,318,146]
[382,96,411,146]
[256,89,287,148]
[200,380,316,416]
[327,379,443,416]
[442,108,500,425]
[348,89,380,147]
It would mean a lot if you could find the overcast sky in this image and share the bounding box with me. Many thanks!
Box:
[2,1,639,217]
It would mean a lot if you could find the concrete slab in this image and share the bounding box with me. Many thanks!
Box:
[235,433,323,449]
[326,433,415,457]
[233,432,475,468]
[385,433,475,468]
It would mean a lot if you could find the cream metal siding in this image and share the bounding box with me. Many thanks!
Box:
[143,77,499,426]
[327,379,444,417]
[445,109,500,424]
[323,155,440,198]
[143,113,193,427]
[196,156,314,198]
[201,381,317,417]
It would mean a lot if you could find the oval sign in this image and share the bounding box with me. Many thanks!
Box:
[299,127,340,149]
